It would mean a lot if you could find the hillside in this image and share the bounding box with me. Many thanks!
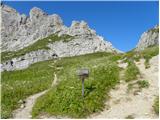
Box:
[2,52,121,118]
[1,45,159,119]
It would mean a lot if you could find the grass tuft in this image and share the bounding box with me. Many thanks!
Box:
[153,96,159,115]
[124,61,140,82]
[137,80,149,89]
[125,115,135,119]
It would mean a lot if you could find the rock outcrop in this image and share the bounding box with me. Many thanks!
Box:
[1,4,120,71]
[1,5,65,52]
[136,25,159,51]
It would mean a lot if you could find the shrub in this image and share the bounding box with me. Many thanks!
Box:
[153,96,159,115]
[137,80,149,89]
[124,61,140,82]
[125,115,134,119]
[144,58,150,69]
[142,45,159,60]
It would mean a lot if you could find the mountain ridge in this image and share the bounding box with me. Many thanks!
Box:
[1,4,120,53]
[1,4,121,71]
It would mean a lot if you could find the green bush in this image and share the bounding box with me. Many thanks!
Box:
[125,115,134,119]
[142,45,159,59]
[137,80,149,89]
[124,61,140,82]
[153,96,159,115]
[144,58,150,69]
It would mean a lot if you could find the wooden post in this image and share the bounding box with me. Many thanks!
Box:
[82,78,84,97]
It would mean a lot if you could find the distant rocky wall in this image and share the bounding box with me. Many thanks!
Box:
[1,36,117,71]
[1,50,54,71]
[136,25,159,51]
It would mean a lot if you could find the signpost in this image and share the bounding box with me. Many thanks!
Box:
[77,68,89,97]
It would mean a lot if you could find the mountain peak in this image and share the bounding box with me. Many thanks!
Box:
[1,4,18,14]
[29,7,47,21]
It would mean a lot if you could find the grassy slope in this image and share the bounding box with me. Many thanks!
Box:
[124,45,158,82]
[1,60,55,118]
[1,44,158,118]
[32,52,120,118]
[1,52,121,118]
[124,45,159,68]
[1,34,73,62]
[124,45,159,59]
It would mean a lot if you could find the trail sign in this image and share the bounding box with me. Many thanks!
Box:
[77,68,89,97]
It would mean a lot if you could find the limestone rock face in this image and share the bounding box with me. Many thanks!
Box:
[1,5,121,71]
[1,5,64,52]
[136,25,159,51]
[1,50,55,71]
[48,35,118,58]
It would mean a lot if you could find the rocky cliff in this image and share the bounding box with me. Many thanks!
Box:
[1,5,120,71]
[1,5,64,52]
[136,25,159,51]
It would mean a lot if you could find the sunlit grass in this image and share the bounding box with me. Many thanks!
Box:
[1,52,121,118]
[32,52,120,118]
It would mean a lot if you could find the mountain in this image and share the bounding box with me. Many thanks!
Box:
[136,25,159,51]
[1,4,159,119]
[1,5,121,71]
[1,5,120,53]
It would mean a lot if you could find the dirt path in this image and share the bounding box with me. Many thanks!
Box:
[90,55,159,119]
[12,73,58,119]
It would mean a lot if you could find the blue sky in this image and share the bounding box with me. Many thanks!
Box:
[3,1,159,52]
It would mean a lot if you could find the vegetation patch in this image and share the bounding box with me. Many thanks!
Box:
[1,52,120,118]
[124,61,140,82]
[123,45,159,65]
[32,52,120,118]
[153,96,159,115]
[148,26,159,33]
[127,80,149,93]
[137,80,149,89]
[125,115,135,119]
[1,34,73,62]
[1,60,56,118]
[144,59,150,69]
